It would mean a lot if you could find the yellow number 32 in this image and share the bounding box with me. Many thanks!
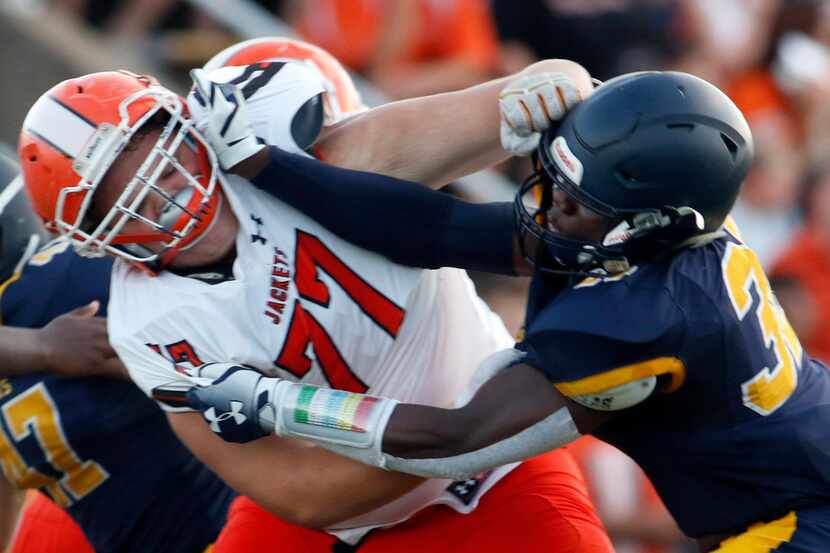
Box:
[722,242,803,415]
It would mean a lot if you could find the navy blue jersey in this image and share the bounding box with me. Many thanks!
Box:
[0,239,235,553]
[518,225,830,538]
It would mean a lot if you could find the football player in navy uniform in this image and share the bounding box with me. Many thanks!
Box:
[0,152,236,553]
[190,70,830,551]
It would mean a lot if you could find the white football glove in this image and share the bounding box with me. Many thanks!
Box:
[499,72,582,156]
[189,68,265,171]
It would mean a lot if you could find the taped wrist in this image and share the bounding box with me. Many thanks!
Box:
[257,380,397,465]
[250,147,516,275]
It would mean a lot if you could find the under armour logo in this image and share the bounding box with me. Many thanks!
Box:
[250,214,266,245]
[450,479,478,496]
[447,472,489,505]
[204,401,247,433]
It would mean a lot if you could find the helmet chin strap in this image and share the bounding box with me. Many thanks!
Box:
[675,228,726,250]
[588,206,706,273]
[549,207,707,276]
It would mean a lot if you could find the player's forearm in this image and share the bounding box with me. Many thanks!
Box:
[186,354,584,479]
[0,327,48,376]
[0,473,23,550]
[383,364,568,458]
[253,443,423,528]
[318,59,593,188]
[0,304,127,380]
[380,404,475,459]
[273,365,580,478]
[167,412,422,529]
[318,395,581,480]
[318,79,506,188]
[248,146,517,275]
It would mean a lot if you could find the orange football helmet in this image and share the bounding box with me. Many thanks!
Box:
[204,37,365,125]
[18,71,220,273]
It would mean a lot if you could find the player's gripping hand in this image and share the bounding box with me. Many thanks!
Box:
[499,72,582,156]
[185,363,398,467]
[38,301,126,379]
[185,363,285,444]
[189,68,265,171]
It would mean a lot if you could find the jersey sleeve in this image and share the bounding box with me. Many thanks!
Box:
[106,263,225,413]
[186,61,326,155]
[520,272,687,407]
[110,323,196,413]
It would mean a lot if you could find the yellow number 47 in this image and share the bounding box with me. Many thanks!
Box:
[0,384,109,506]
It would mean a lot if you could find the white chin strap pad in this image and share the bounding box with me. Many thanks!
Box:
[382,406,581,480]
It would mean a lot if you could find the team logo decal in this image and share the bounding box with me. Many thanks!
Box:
[265,247,291,325]
[250,213,267,245]
[447,472,490,505]
[204,401,248,432]
[551,136,583,186]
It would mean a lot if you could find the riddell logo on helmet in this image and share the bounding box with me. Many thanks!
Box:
[73,124,119,177]
[551,136,583,186]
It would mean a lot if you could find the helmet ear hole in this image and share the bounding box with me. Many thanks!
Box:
[616,169,638,183]
[721,134,739,159]
[666,123,694,132]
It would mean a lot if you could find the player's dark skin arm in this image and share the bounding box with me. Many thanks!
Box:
[382,363,612,459]
[0,471,24,551]
[0,301,127,379]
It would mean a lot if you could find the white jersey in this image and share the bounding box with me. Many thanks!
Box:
[109,60,517,543]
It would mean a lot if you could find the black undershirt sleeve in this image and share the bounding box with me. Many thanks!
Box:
[249,146,516,275]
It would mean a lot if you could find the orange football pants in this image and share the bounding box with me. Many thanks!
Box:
[7,491,94,553]
[7,491,217,553]
[214,448,613,553]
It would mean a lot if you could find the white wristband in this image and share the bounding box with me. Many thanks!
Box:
[257,380,397,467]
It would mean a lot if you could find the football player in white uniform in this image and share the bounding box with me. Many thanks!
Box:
[18,39,612,552]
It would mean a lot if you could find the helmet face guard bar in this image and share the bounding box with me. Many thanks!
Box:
[514,175,629,276]
[514,160,705,277]
[54,86,219,267]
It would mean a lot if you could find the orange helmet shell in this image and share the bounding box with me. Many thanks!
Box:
[19,71,160,232]
[19,71,220,273]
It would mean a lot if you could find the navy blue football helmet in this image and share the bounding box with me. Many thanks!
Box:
[0,148,49,282]
[515,71,754,275]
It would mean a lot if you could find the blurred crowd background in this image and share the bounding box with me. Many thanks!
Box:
[4,0,830,551]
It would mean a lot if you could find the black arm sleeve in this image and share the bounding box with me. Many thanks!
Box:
[249,146,516,275]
